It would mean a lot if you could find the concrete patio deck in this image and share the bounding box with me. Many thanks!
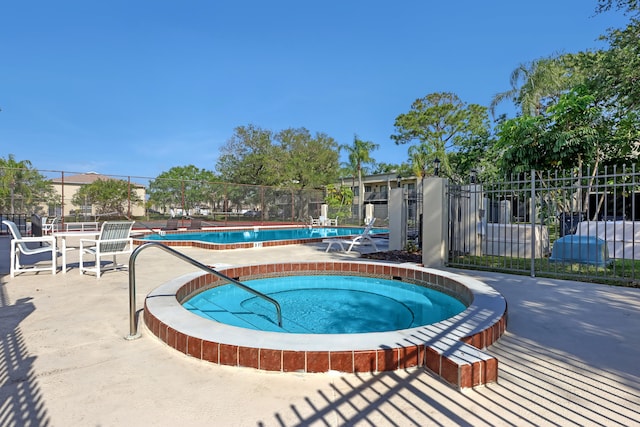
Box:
[1,235,639,426]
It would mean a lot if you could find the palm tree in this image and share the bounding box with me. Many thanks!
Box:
[0,154,33,214]
[490,56,572,117]
[408,143,436,179]
[340,135,379,223]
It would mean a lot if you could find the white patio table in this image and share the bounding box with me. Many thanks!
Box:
[52,230,101,274]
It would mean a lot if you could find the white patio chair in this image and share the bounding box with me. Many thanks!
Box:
[323,218,378,253]
[310,216,321,226]
[42,216,60,234]
[79,221,135,278]
[2,219,58,277]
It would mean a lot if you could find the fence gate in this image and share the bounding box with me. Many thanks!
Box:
[408,188,423,248]
[447,184,475,258]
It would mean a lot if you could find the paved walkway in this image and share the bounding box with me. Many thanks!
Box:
[1,237,639,426]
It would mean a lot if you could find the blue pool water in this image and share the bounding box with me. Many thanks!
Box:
[183,275,466,334]
[144,227,387,244]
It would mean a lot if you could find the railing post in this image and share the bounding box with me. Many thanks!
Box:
[530,169,536,278]
[126,242,283,340]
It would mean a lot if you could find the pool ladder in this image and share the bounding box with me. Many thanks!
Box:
[126,242,283,340]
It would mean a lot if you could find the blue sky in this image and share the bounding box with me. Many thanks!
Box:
[0,1,629,181]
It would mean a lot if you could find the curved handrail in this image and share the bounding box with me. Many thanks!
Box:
[126,242,282,340]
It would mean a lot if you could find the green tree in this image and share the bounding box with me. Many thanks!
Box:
[490,56,574,117]
[217,124,341,189]
[370,162,411,175]
[407,143,435,179]
[324,184,353,221]
[596,0,639,14]
[496,86,628,174]
[216,125,281,186]
[596,20,639,112]
[447,128,500,184]
[277,127,340,189]
[215,124,340,219]
[340,135,379,223]
[276,127,340,220]
[392,92,490,178]
[0,154,56,214]
[148,165,218,215]
[71,178,142,218]
[562,18,640,164]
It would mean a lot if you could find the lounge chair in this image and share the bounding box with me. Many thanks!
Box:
[188,218,202,230]
[162,219,179,231]
[79,221,135,278]
[323,218,378,253]
[2,219,59,277]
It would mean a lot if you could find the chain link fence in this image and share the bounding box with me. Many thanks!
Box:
[0,168,392,230]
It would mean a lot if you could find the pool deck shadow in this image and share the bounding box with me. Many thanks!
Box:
[1,237,639,426]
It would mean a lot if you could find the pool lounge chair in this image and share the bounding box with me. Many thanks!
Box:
[188,218,202,230]
[162,219,179,231]
[79,221,135,279]
[323,218,378,253]
[2,219,59,277]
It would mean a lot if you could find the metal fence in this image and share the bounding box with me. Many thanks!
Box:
[0,168,392,228]
[447,165,640,285]
[0,214,28,235]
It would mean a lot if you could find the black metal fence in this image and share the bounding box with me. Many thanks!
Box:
[447,166,640,285]
[0,214,28,235]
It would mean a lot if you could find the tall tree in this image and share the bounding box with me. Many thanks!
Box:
[496,86,627,174]
[407,143,435,179]
[562,18,640,164]
[490,56,573,117]
[340,135,379,223]
[277,127,340,189]
[216,125,281,186]
[595,0,639,14]
[392,92,490,178]
[596,19,640,111]
[0,154,56,214]
[148,165,218,215]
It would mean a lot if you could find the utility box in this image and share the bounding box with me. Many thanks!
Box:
[550,235,611,267]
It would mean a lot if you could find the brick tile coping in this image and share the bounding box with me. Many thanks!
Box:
[143,261,507,389]
[133,225,388,251]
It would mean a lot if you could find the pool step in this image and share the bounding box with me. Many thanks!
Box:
[185,297,317,333]
[185,298,290,332]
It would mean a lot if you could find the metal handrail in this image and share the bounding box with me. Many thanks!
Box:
[126,242,282,340]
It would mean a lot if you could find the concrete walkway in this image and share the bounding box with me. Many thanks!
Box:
[1,237,639,426]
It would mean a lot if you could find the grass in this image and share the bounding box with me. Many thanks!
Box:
[448,254,640,287]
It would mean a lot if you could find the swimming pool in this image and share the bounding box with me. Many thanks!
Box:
[136,226,388,250]
[184,275,466,333]
[144,261,508,388]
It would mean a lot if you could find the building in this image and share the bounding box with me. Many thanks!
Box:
[336,172,421,223]
[49,172,146,219]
